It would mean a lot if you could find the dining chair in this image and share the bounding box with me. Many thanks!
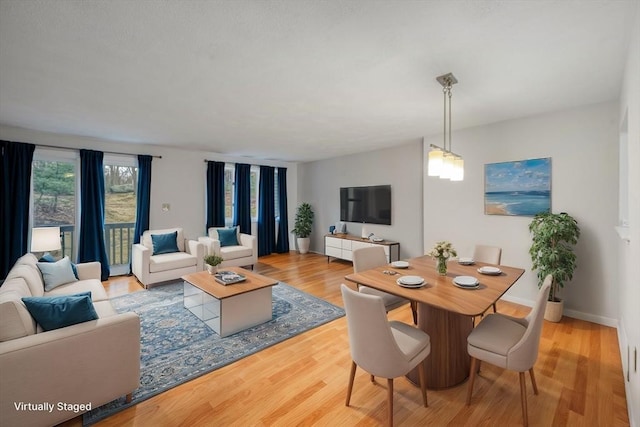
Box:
[466,274,552,427]
[340,284,430,427]
[473,244,502,315]
[352,246,417,324]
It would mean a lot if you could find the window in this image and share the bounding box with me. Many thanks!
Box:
[223,164,260,225]
[31,149,78,260]
[103,155,138,274]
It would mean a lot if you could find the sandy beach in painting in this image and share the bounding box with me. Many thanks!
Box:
[485,203,508,215]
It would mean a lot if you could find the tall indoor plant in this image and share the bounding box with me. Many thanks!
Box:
[293,202,314,254]
[528,212,580,322]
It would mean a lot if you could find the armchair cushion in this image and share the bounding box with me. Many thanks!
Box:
[142,228,186,252]
[151,231,179,255]
[217,227,239,247]
[36,256,78,291]
[149,252,198,273]
[21,292,98,332]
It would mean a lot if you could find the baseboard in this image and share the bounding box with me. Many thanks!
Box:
[499,295,618,328]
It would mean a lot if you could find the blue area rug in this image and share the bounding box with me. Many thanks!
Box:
[83,281,344,425]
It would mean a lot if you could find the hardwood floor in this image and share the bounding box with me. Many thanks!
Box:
[61,252,629,426]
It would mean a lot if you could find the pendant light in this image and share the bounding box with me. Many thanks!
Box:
[427,72,463,181]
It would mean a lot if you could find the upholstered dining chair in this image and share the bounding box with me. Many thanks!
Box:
[352,246,417,324]
[466,275,552,427]
[340,284,430,427]
[473,244,502,315]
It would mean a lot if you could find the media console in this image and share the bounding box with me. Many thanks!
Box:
[324,233,400,263]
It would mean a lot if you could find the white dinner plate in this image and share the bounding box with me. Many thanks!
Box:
[478,266,502,275]
[453,281,479,290]
[458,257,475,265]
[391,261,409,269]
[397,275,425,286]
[453,276,479,287]
[396,278,425,288]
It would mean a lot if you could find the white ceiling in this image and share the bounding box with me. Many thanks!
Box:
[0,0,637,162]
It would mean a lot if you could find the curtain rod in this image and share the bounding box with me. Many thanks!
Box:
[35,143,162,159]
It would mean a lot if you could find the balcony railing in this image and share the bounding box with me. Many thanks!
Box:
[59,222,135,267]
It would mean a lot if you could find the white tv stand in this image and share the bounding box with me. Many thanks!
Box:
[324,234,400,263]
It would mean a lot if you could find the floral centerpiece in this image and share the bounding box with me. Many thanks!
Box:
[428,241,457,276]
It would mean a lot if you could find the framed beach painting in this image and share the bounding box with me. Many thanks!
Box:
[484,157,551,216]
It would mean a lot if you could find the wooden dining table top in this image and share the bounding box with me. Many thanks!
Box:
[344,255,525,317]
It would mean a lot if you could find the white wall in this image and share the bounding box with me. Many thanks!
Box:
[617,4,640,426]
[423,101,619,325]
[0,125,299,249]
[297,141,423,259]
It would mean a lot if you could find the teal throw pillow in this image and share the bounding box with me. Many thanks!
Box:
[217,227,239,247]
[37,256,78,291]
[151,231,179,255]
[21,292,98,332]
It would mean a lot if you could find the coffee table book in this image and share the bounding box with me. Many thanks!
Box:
[214,270,246,285]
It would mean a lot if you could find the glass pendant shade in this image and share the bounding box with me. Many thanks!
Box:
[428,148,444,176]
[440,153,454,179]
[451,157,464,181]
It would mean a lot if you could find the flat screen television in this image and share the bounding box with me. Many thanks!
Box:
[340,185,392,225]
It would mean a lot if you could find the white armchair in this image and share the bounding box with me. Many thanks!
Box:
[132,227,204,288]
[198,226,257,269]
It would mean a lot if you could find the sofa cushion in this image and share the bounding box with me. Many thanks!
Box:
[142,228,185,252]
[149,252,197,273]
[22,292,99,332]
[151,231,180,255]
[5,264,45,297]
[45,279,109,302]
[217,227,239,247]
[0,278,37,342]
[39,253,79,279]
[93,300,118,318]
[220,245,253,260]
[36,256,78,291]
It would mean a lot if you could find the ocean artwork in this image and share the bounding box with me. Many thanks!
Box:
[484,158,551,216]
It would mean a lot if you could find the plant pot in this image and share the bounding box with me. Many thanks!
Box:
[206,264,218,275]
[544,300,563,322]
[297,237,310,254]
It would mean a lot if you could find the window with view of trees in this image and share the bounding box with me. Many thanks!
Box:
[224,165,260,225]
[32,159,76,259]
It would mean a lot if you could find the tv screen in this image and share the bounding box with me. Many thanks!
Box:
[340,185,392,225]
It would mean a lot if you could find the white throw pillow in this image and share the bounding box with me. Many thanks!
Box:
[36,256,78,291]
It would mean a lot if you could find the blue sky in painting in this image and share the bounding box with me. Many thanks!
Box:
[485,158,551,193]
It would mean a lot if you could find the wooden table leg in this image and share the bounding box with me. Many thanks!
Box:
[406,303,473,389]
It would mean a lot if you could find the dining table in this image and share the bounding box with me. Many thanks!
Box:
[344,254,525,389]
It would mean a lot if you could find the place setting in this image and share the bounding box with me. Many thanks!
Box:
[477,266,502,275]
[457,257,475,266]
[396,275,426,289]
[390,260,409,269]
[452,275,481,290]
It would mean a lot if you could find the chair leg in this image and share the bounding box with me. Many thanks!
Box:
[418,361,428,407]
[466,357,478,405]
[346,361,357,406]
[492,302,497,313]
[410,301,418,325]
[125,393,133,403]
[371,374,375,382]
[387,378,394,427]
[529,368,538,395]
[519,371,529,427]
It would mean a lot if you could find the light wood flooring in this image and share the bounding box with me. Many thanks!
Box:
[61,252,629,426]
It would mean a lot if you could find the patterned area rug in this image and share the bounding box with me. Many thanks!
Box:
[83,281,344,425]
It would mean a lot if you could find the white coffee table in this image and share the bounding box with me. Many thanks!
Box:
[182,267,278,337]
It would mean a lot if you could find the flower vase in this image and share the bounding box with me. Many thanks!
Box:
[206,264,217,275]
[436,257,448,276]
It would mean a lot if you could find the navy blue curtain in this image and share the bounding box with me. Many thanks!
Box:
[257,166,275,257]
[1,141,36,279]
[78,149,110,281]
[133,155,152,245]
[206,161,226,231]
[275,167,290,253]
[233,163,251,234]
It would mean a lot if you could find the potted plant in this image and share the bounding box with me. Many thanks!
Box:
[204,254,224,274]
[293,202,314,254]
[528,212,580,322]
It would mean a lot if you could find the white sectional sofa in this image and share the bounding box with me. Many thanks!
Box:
[0,253,140,427]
